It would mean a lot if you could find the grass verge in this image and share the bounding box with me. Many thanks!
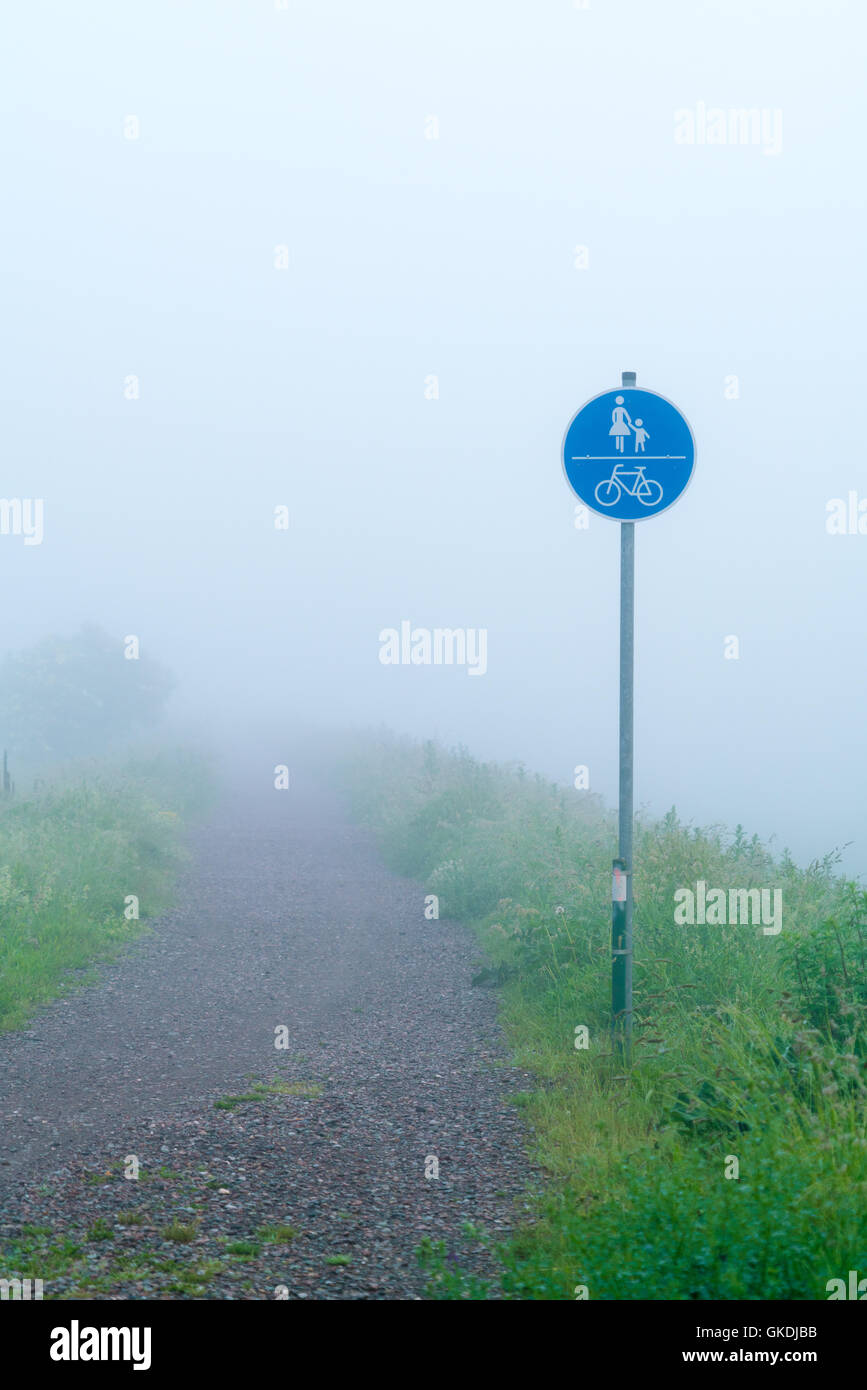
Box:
[341,731,867,1300]
[0,746,215,1031]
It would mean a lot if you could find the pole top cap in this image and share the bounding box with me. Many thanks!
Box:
[621,371,637,387]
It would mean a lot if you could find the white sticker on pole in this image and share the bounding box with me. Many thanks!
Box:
[612,865,627,903]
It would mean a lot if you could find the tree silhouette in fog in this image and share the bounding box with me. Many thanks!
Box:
[0,625,175,763]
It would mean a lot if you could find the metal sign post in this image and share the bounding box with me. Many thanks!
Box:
[561,369,696,1059]
[615,390,635,1054]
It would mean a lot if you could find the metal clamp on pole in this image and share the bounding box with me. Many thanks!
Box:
[611,852,631,1053]
[611,856,629,1027]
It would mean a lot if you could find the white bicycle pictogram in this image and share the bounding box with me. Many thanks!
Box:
[594,461,663,508]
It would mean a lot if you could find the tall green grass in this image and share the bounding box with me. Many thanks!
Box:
[0,748,214,1031]
[341,732,867,1300]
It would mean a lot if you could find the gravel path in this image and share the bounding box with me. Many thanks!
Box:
[0,770,536,1298]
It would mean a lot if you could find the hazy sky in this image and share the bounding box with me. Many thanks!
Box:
[1,0,865,874]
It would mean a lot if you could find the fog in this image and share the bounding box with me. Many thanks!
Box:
[2,0,865,874]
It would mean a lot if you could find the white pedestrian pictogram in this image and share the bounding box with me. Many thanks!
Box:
[609,396,632,453]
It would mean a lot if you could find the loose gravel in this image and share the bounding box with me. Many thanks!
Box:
[0,770,538,1299]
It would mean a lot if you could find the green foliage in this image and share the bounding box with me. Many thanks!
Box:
[223,1240,261,1257]
[0,625,175,763]
[343,732,867,1300]
[256,1224,298,1244]
[162,1222,199,1244]
[416,1237,492,1300]
[780,883,867,1037]
[502,1112,867,1300]
[0,747,214,1030]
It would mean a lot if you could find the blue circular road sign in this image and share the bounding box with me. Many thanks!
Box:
[562,387,696,521]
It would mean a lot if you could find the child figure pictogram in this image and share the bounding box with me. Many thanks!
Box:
[631,419,650,453]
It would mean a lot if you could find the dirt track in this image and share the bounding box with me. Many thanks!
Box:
[0,770,535,1298]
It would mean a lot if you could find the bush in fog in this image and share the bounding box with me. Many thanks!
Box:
[0,626,175,763]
